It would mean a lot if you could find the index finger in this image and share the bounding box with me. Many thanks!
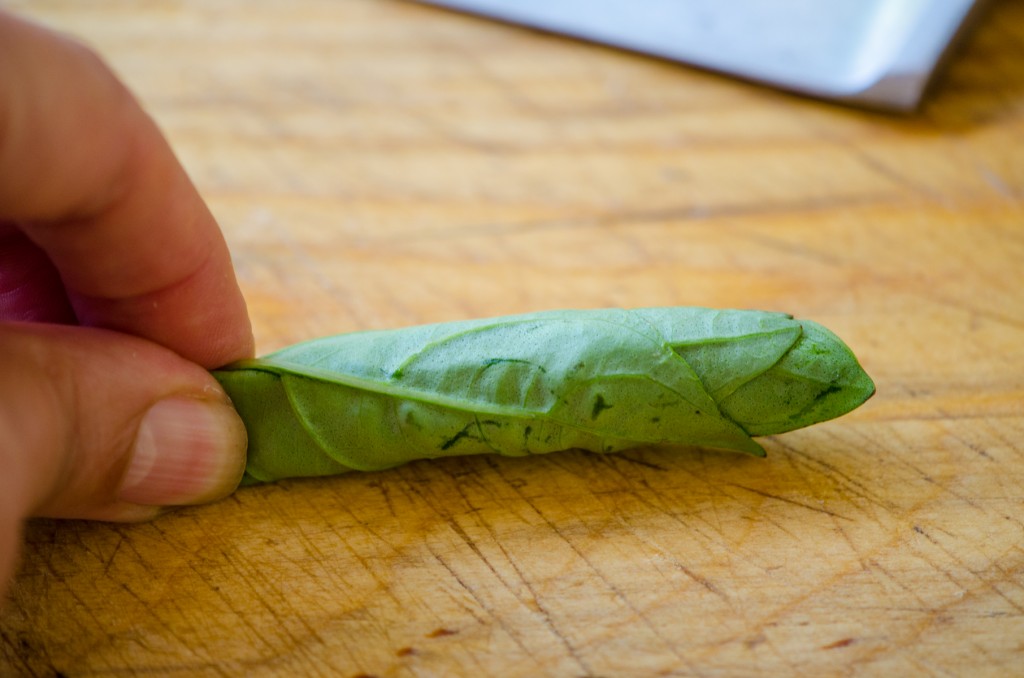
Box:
[0,10,253,368]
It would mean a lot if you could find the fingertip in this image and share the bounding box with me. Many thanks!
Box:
[119,396,248,507]
[0,323,248,522]
[0,12,254,369]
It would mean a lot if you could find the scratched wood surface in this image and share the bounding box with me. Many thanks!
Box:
[3,0,1024,675]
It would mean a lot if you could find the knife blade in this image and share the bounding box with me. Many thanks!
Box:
[414,0,986,110]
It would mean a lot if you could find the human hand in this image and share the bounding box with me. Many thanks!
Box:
[0,11,253,598]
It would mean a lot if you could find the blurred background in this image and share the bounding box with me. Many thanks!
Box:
[2,1,1023,675]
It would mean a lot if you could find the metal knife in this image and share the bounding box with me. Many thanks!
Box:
[415,0,987,111]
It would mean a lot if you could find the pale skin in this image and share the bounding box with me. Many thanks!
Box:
[0,11,253,600]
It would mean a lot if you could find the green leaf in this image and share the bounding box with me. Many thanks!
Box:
[213,307,875,483]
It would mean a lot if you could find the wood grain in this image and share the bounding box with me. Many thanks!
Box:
[2,0,1023,675]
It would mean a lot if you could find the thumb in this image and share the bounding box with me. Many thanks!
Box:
[0,322,247,523]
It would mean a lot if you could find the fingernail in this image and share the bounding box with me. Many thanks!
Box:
[120,396,247,506]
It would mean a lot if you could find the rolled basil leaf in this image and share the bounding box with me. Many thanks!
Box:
[213,307,874,484]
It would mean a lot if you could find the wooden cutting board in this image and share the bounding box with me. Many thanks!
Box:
[3,1,1023,675]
